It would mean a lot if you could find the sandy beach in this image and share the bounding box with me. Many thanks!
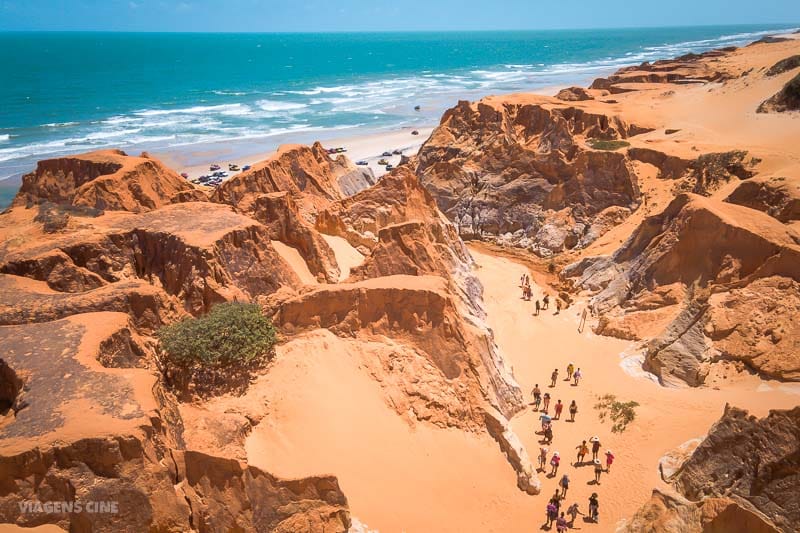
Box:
[155,126,435,185]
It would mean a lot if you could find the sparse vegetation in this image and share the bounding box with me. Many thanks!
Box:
[158,302,277,397]
[587,138,631,151]
[594,394,639,433]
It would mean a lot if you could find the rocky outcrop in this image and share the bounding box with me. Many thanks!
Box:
[765,55,800,77]
[627,147,692,180]
[249,192,340,283]
[564,194,800,385]
[0,202,301,315]
[621,489,778,533]
[12,149,205,212]
[673,406,800,532]
[628,148,756,195]
[317,166,445,251]
[0,274,179,331]
[624,406,799,533]
[757,73,800,113]
[554,86,594,101]
[414,97,645,254]
[211,142,349,215]
[175,450,350,533]
[336,167,376,197]
[590,48,734,91]
[725,176,800,222]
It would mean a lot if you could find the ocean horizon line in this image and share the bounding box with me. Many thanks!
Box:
[1,22,798,35]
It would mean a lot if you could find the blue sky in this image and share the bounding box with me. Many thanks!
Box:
[0,0,797,32]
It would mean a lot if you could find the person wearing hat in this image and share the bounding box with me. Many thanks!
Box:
[605,450,615,473]
[550,451,561,476]
[590,436,601,461]
[593,458,603,484]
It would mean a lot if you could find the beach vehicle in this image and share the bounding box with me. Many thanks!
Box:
[180,172,189,178]
[385,164,394,170]
[228,164,240,171]
[209,164,221,171]
[411,130,419,135]
[378,158,388,165]
[392,149,402,155]
[242,165,251,171]
[381,151,392,157]
[356,160,368,166]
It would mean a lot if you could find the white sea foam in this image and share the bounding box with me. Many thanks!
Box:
[133,103,246,117]
[2,26,797,170]
[41,121,79,128]
[255,99,309,112]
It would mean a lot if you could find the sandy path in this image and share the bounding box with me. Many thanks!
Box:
[321,234,365,281]
[271,240,318,285]
[469,247,800,531]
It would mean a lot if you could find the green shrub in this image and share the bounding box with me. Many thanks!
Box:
[158,302,277,396]
[587,139,631,151]
[594,394,639,433]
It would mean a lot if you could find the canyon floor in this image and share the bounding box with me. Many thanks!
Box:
[241,243,799,532]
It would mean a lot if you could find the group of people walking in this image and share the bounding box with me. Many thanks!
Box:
[532,361,613,529]
[544,490,600,530]
[521,275,560,316]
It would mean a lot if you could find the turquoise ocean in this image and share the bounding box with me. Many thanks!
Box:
[0,25,798,206]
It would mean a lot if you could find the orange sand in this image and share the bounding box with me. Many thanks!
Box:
[244,246,799,532]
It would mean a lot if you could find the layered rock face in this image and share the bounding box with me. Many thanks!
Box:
[590,48,734,92]
[1,202,303,316]
[13,149,206,212]
[623,406,800,532]
[414,96,645,255]
[725,176,800,222]
[211,142,371,216]
[564,194,800,385]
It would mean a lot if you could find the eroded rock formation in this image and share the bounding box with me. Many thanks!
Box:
[564,194,800,385]
[414,96,646,255]
[623,406,800,532]
[0,137,543,530]
[13,149,206,212]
